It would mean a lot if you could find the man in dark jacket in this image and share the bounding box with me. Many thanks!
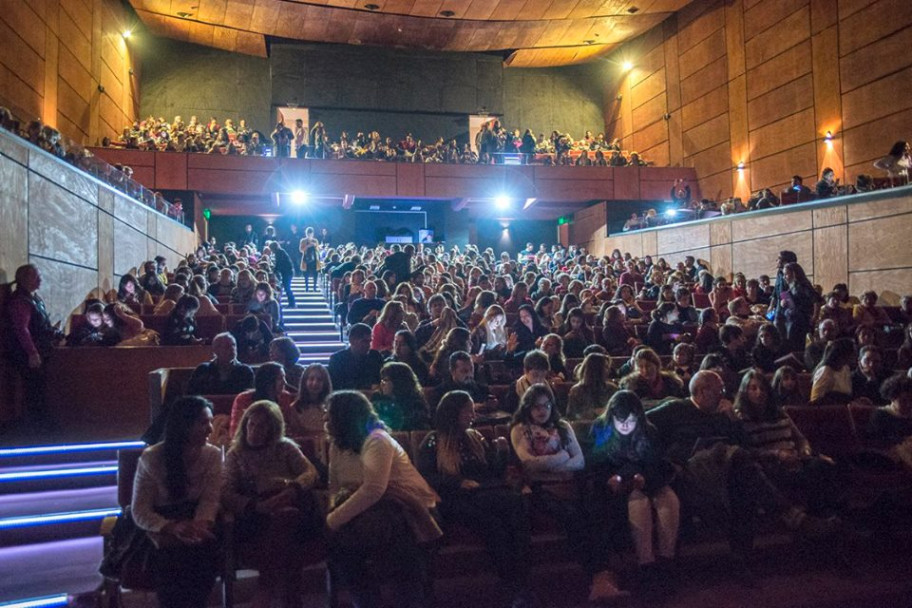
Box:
[328,324,383,390]
[270,240,296,308]
[186,333,255,395]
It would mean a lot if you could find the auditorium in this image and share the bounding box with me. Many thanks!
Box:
[1,1,911,607]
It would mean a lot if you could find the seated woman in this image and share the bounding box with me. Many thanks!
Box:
[187,275,220,317]
[269,336,306,388]
[560,307,595,359]
[511,304,549,354]
[534,296,557,332]
[161,295,202,346]
[102,302,150,346]
[370,301,406,357]
[708,276,734,319]
[809,338,855,404]
[231,269,257,305]
[735,370,842,515]
[231,314,274,361]
[588,391,679,591]
[246,282,282,332]
[286,363,332,438]
[469,304,508,359]
[510,384,628,602]
[326,391,440,608]
[852,290,893,330]
[602,305,636,356]
[666,342,696,386]
[131,396,221,608]
[613,284,644,322]
[153,284,184,315]
[694,308,721,354]
[773,365,805,406]
[540,333,568,381]
[567,352,618,421]
[112,273,153,308]
[620,348,685,402]
[386,330,431,386]
[229,362,295,437]
[223,401,324,608]
[209,268,235,299]
[427,326,473,385]
[416,390,532,605]
[371,362,431,431]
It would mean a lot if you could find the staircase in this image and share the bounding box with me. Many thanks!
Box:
[0,440,143,605]
[283,277,345,365]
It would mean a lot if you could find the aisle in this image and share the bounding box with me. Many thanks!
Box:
[282,277,345,365]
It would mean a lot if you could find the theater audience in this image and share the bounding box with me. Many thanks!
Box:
[285,364,332,437]
[370,362,431,431]
[229,362,295,437]
[386,330,431,386]
[809,339,856,404]
[866,375,912,453]
[328,323,383,390]
[232,314,274,360]
[161,295,202,346]
[269,336,306,388]
[66,302,106,347]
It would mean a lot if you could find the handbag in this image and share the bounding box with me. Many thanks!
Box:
[98,506,156,590]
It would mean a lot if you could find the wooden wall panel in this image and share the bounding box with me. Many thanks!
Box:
[745,41,812,101]
[744,6,810,70]
[710,244,733,277]
[849,269,912,305]
[680,56,728,106]
[841,65,912,130]
[681,84,729,131]
[656,223,711,255]
[747,74,814,131]
[683,113,729,155]
[631,68,667,109]
[813,225,848,294]
[733,233,814,284]
[848,214,912,272]
[839,25,912,93]
[749,108,816,161]
[0,0,138,145]
[749,143,817,192]
[678,28,726,80]
[632,94,667,132]
[731,208,812,241]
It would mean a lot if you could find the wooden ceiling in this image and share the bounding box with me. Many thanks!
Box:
[128,0,693,67]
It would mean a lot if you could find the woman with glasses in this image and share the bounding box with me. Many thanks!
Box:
[510,384,628,603]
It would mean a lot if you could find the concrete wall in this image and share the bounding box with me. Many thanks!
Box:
[570,186,912,304]
[0,129,197,325]
[603,0,912,202]
[0,0,140,145]
[139,39,608,143]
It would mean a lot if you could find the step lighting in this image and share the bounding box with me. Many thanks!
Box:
[0,595,69,608]
[0,465,118,482]
[0,441,144,458]
[0,508,122,530]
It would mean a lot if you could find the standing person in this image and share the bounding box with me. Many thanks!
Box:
[3,264,64,430]
[381,244,414,288]
[270,240,296,308]
[781,262,823,353]
[271,121,293,158]
[293,118,308,159]
[131,396,221,608]
[240,223,259,249]
[309,122,326,159]
[770,250,798,341]
[325,391,440,608]
[299,227,321,292]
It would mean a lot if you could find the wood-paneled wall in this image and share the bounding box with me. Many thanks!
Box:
[0,0,139,145]
[604,0,912,201]
[571,186,912,304]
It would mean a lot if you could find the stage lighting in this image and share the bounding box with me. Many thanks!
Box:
[622,61,633,72]
[122,30,132,39]
[665,209,678,218]
[495,195,510,209]
[290,190,308,205]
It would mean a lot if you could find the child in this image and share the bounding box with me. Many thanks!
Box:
[667,342,696,385]
[67,301,107,346]
[772,365,804,406]
[589,391,679,589]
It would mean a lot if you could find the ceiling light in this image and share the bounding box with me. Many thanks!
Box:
[290,190,308,205]
[121,29,132,38]
[495,195,510,210]
[622,61,633,71]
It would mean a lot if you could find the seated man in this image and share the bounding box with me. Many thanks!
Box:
[804,319,840,371]
[647,372,839,570]
[503,349,553,414]
[186,332,255,395]
[328,323,383,390]
[724,297,764,340]
[345,280,385,326]
[818,291,855,336]
[426,350,496,415]
[783,175,812,200]
[852,290,893,330]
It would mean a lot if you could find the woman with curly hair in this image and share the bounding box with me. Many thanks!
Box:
[566,352,618,421]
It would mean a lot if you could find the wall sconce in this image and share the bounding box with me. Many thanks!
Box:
[736,161,745,172]
[616,94,623,101]
[97,84,106,93]
[663,113,671,121]
[122,30,132,39]
[824,130,834,142]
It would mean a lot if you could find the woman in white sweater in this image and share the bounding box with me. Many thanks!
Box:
[325,391,440,608]
[510,383,629,603]
[131,396,222,608]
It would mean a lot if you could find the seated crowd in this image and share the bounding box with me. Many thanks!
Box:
[106,113,652,167]
[122,238,912,608]
[623,141,911,232]
[0,106,182,220]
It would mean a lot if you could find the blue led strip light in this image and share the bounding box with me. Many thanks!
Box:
[0,508,122,530]
[0,465,118,482]
[0,441,145,458]
[0,595,70,608]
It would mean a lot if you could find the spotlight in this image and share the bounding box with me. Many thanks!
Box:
[622,61,633,72]
[665,209,678,218]
[122,29,132,39]
[290,190,308,205]
[495,195,510,209]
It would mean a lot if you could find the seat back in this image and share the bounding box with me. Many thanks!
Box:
[117,448,145,508]
[784,405,861,458]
